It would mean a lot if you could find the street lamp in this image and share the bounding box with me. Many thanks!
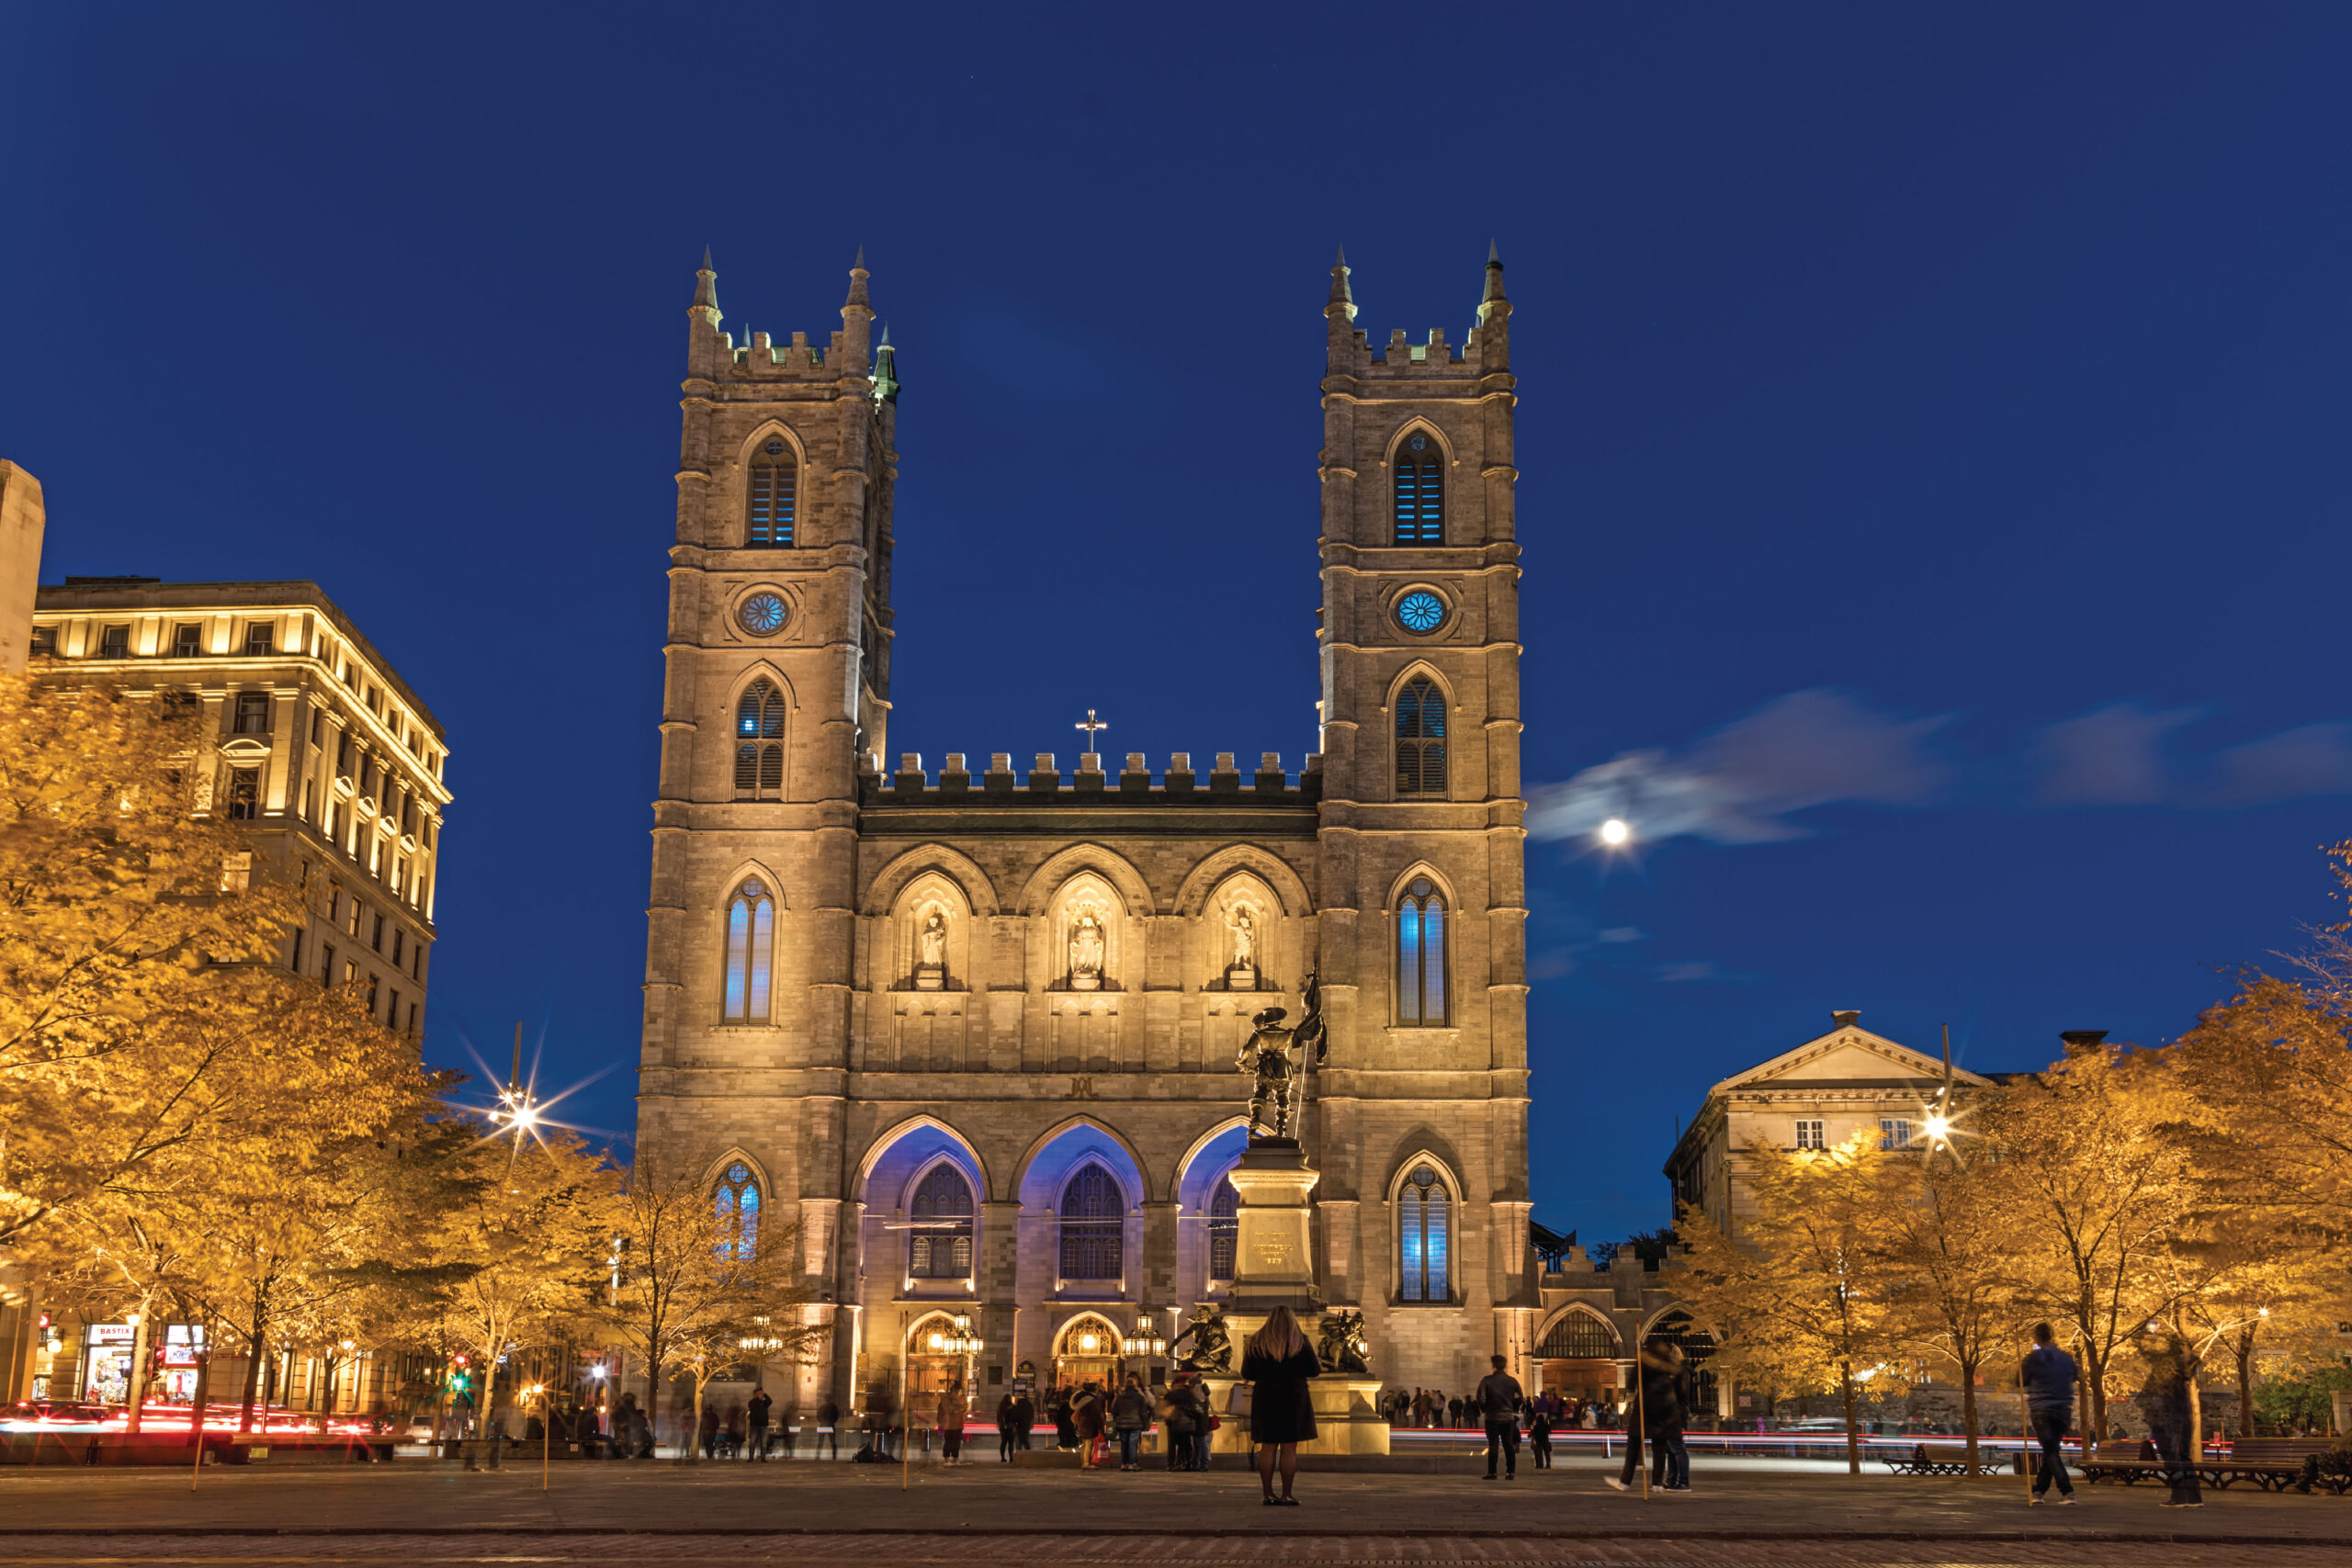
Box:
[1121,1315,1168,1364]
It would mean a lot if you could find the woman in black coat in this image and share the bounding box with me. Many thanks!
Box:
[1239,1304,1321,1505]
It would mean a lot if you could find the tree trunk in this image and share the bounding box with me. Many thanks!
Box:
[479,1347,501,1454]
[124,1309,153,1436]
[1838,1360,1860,1476]
[237,1314,266,1434]
[2188,1372,2204,1460]
[187,1337,211,1440]
[687,1376,706,1465]
[2079,1338,2104,1447]
[1959,1359,1981,1475]
[644,1335,663,1454]
[2236,1337,2256,1439]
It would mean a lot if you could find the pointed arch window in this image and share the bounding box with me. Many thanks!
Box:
[1395,677,1447,795]
[715,1161,761,1261]
[1398,1165,1451,1303]
[722,877,775,1023]
[1057,1163,1124,1281]
[1206,1173,1239,1282]
[748,438,797,547]
[734,681,786,801]
[909,1164,976,1279]
[1396,876,1447,1026]
[1393,431,1443,545]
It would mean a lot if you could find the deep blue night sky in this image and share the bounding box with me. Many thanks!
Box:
[7,5,2350,1242]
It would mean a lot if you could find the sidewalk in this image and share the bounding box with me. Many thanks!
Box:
[0,1458,2346,1545]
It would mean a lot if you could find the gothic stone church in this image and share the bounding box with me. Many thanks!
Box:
[636,247,1537,1411]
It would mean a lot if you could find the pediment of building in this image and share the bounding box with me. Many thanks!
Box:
[1712,1025,1994,1097]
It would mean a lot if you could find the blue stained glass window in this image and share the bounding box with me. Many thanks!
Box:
[1058,1164,1124,1280]
[716,1161,760,1260]
[1393,433,1443,544]
[1207,1174,1239,1281]
[738,592,788,637]
[1395,592,1446,634]
[1397,877,1446,1026]
[910,1164,976,1278]
[1400,1166,1448,1303]
[724,878,773,1023]
[1399,1185,1427,1301]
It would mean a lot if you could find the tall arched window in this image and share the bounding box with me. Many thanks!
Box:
[1396,876,1447,1026]
[747,437,797,547]
[1206,1173,1239,1282]
[715,1161,761,1261]
[909,1164,976,1279]
[1058,1163,1124,1280]
[1395,677,1447,795]
[1393,431,1443,545]
[734,681,786,801]
[722,878,775,1023]
[1398,1165,1451,1303]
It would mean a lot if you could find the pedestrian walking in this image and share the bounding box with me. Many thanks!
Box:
[1112,1372,1152,1470]
[1448,1394,1465,1427]
[937,1379,968,1465]
[2021,1322,2079,1506]
[2135,1325,2203,1508]
[722,1401,747,1459]
[1162,1374,1204,1471]
[697,1402,720,1460]
[1476,1355,1525,1481]
[1606,1342,1687,1493]
[1241,1303,1321,1506]
[995,1392,1020,1462]
[747,1385,773,1460]
[1654,1345,1692,1492]
[1529,1399,1555,1470]
[1050,1386,1078,1451]
[816,1395,842,1459]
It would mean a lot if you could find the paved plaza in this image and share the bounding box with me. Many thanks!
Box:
[0,1460,2346,1565]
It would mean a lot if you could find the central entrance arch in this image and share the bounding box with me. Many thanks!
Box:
[1536,1310,1622,1405]
[904,1313,974,1433]
[1052,1312,1125,1392]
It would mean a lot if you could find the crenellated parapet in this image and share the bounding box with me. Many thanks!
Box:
[860,750,1324,807]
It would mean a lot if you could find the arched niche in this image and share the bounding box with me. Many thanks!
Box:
[888,870,972,992]
[1043,869,1128,993]
[1197,869,1283,993]
[856,1114,988,1206]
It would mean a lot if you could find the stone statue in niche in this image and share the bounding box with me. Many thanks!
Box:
[1069,910,1105,991]
[1225,902,1260,987]
[913,907,947,991]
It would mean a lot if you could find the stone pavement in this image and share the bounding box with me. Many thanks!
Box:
[0,1459,2344,1566]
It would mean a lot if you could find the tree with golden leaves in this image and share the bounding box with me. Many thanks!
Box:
[1866,1149,2034,1474]
[0,673,322,1247]
[1984,1040,2203,1441]
[1676,1132,1897,1474]
[604,1147,825,1461]
[420,1126,621,1441]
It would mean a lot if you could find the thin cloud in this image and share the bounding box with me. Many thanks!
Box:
[1528,689,1951,845]
[2030,705,2352,807]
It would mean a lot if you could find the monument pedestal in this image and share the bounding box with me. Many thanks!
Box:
[1198,1137,1390,1456]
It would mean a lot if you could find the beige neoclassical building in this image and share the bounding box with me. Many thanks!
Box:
[635,248,1538,1410]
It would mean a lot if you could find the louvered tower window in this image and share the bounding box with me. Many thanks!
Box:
[909,1164,976,1279]
[1395,677,1447,795]
[734,681,786,800]
[1393,431,1442,544]
[722,878,775,1023]
[1057,1163,1124,1280]
[1396,876,1447,1027]
[714,1161,760,1261]
[748,438,797,546]
[1398,1166,1451,1303]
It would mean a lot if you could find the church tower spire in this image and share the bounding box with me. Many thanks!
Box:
[841,248,874,366]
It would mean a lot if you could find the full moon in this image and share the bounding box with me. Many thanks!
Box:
[1600,818,1631,847]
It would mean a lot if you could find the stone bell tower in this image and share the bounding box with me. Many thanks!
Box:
[639,251,900,1291]
[1307,247,1534,1370]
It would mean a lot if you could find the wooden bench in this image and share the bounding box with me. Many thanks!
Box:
[1883,1443,2010,1476]
[2224,1438,2350,1495]
[2078,1438,2334,1494]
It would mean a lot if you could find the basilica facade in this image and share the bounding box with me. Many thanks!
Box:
[635,247,1538,1410]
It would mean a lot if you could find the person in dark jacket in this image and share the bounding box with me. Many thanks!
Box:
[815,1396,840,1460]
[1162,1374,1205,1471]
[1240,1303,1321,1505]
[2134,1325,2202,1508]
[1475,1355,1525,1480]
[1110,1373,1153,1470]
[2020,1322,2079,1504]
[746,1386,773,1461]
[995,1392,1020,1463]
[1606,1344,1687,1493]
[1010,1390,1035,1451]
